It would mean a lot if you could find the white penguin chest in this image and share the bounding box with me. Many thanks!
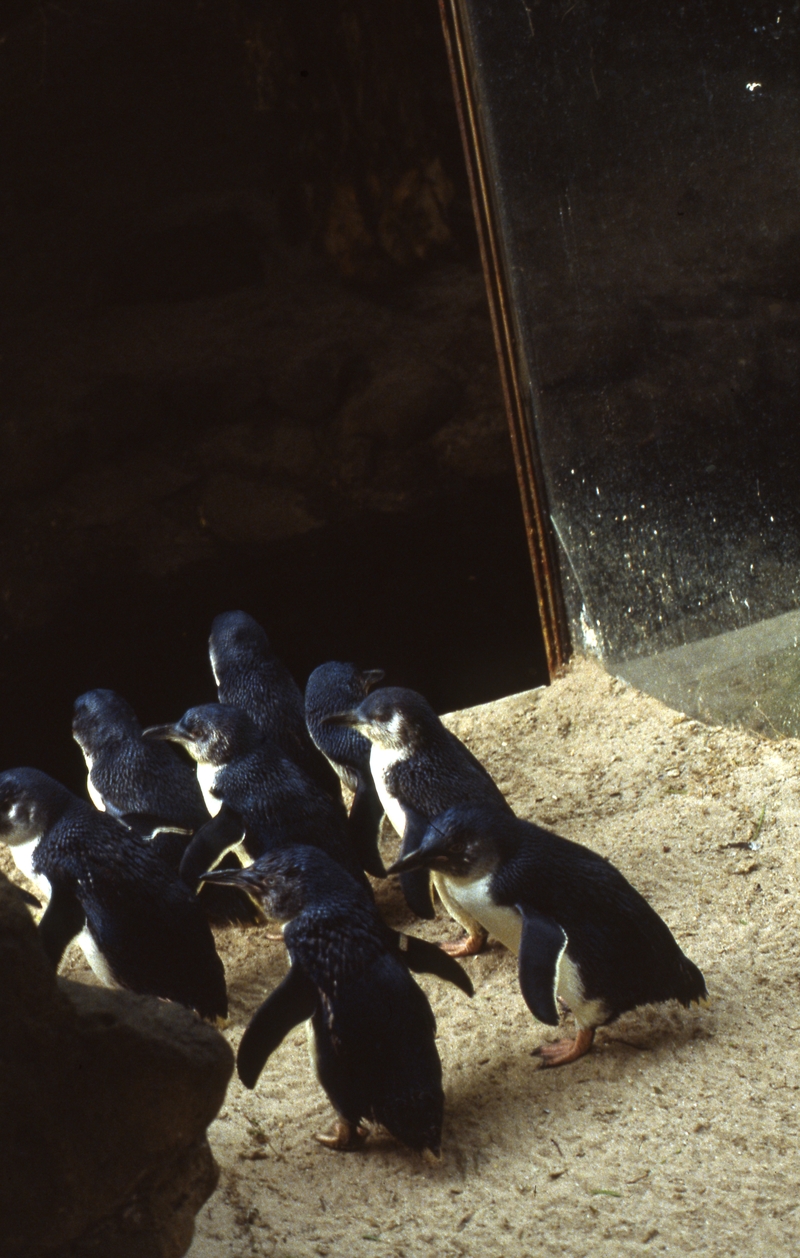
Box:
[196,763,223,817]
[369,744,409,837]
[441,873,523,952]
[438,875,598,1026]
[11,837,52,900]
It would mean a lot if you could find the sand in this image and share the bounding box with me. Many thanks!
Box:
[7,656,800,1255]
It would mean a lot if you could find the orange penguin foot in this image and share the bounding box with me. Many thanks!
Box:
[533,1026,596,1067]
[314,1119,369,1150]
[439,929,488,957]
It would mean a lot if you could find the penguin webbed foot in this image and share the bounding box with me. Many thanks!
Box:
[532,1026,596,1067]
[314,1119,369,1151]
[438,929,488,958]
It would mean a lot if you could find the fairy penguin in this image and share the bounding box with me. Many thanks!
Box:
[0,767,227,1022]
[327,685,513,946]
[305,662,386,877]
[201,846,473,1153]
[144,704,365,891]
[209,611,340,801]
[389,803,708,1066]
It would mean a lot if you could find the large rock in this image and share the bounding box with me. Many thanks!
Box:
[0,874,234,1258]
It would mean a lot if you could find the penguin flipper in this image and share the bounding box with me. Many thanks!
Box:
[237,965,317,1089]
[399,869,435,919]
[38,880,86,969]
[348,775,386,877]
[148,828,191,874]
[394,931,474,996]
[117,811,192,839]
[517,907,567,1027]
[399,805,435,919]
[179,803,246,891]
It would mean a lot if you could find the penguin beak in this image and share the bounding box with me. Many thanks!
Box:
[198,867,268,911]
[323,708,364,731]
[198,867,253,890]
[198,865,269,915]
[142,723,185,744]
[386,847,443,877]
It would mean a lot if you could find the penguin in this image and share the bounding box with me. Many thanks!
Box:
[0,767,228,1022]
[388,803,708,1066]
[305,662,387,878]
[199,846,473,1154]
[72,688,208,836]
[143,704,366,892]
[326,686,513,950]
[209,611,341,802]
[72,687,258,926]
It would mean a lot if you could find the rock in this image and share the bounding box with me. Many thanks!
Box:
[264,346,348,424]
[338,360,462,449]
[200,473,323,543]
[0,874,234,1258]
[106,211,266,305]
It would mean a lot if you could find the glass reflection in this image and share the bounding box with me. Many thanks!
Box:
[457,0,800,734]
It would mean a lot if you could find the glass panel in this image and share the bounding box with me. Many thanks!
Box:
[456,0,800,735]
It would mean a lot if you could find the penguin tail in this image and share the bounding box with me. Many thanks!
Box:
[380,1092,443,1159]
[675,956,708,1009]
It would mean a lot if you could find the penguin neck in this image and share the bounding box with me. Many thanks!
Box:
[196,762,223,817]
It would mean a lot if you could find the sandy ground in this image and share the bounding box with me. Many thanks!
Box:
[7,656,800,1256]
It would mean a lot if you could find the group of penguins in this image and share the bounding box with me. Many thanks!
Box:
[0,611,707,1159]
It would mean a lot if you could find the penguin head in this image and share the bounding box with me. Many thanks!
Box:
[209,611,271,686]
[387,805,501,881]
[304,662,385,721]
[143,704,261,765]
[324,686,439,752]
[72,689,141,753]
[0,768,72,845]
[199,846,348,922]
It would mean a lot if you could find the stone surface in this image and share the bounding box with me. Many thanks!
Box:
[0,874,234,1258]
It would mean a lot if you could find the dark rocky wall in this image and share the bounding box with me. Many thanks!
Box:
[0,0,547,786]
[0,874,233,1258]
